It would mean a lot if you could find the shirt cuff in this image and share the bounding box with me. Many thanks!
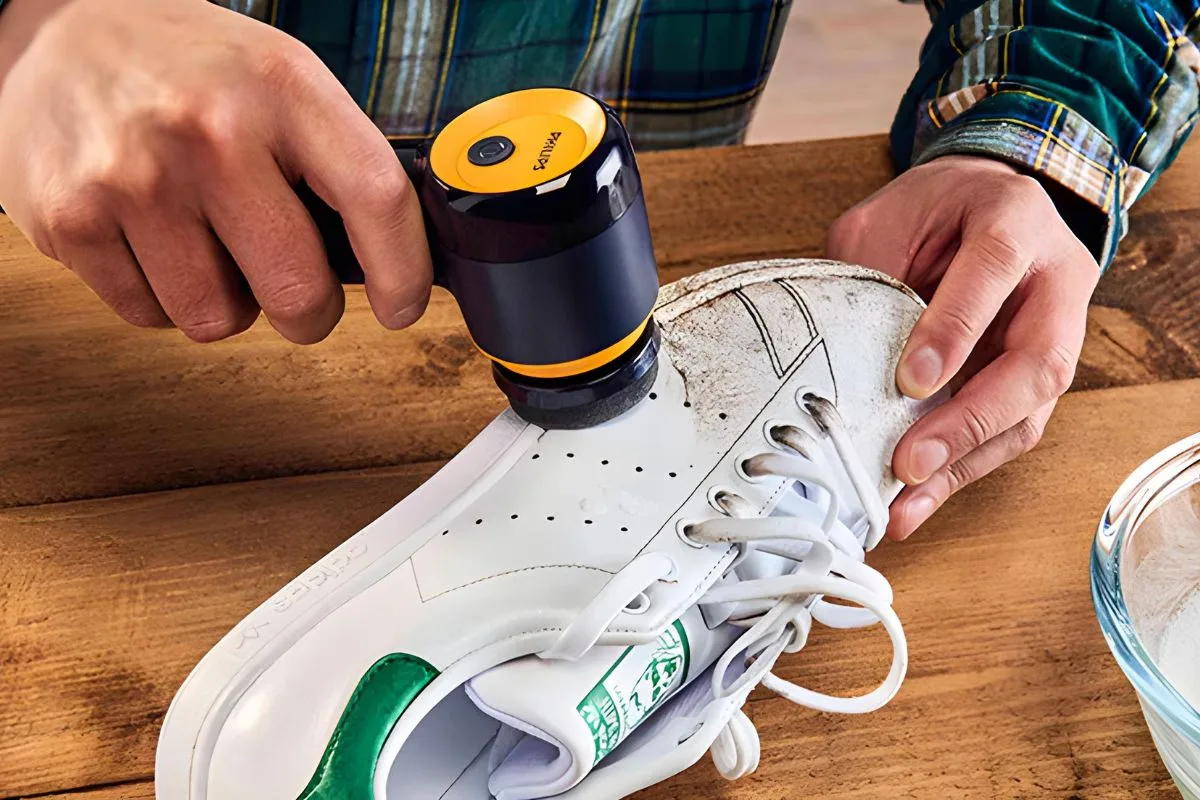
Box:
[909,86,1141,270]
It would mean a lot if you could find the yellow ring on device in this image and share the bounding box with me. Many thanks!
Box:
[479,318,650,380]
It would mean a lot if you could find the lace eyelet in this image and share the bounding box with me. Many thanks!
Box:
[624,592,651,615]
[676,519,706,549]
[707,486,734,514]
[735,453,768,484]
[708,486,753,517]
[796,389,839,434]
[795,387,838,424]
[762,419,790,450]
[769,423,822,461]
[793,385,823,407]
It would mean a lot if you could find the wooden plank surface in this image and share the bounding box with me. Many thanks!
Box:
[1,137,1197,509]
[5,378,1197,799]
[20,785,154,800]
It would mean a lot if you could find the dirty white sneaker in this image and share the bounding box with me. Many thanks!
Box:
[155,259,943,800]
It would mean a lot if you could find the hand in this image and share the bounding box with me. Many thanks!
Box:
[0,0,432,343]
[827,155,1100,540]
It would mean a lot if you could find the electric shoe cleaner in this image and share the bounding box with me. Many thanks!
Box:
[301,87,661,430]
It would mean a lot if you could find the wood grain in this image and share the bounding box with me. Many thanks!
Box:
[5,379,1197,799]
[18,784,154,800]
[1084,209,1200,387]
[0,138,1196,509]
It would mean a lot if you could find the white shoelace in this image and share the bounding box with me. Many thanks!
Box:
[541,393,906,781]
[692,395,906,779]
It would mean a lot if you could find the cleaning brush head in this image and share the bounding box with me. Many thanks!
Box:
[494,318,661,429]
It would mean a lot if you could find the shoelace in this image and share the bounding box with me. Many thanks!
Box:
[691,393,906,779]
[541,392,906,781]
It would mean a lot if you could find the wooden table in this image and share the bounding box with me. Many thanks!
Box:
[2,135,1198,800]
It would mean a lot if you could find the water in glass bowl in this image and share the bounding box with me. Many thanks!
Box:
[1094,436,1200,800]
[1160,589,1200,711]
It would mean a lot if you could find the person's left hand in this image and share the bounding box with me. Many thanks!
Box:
[827,155,1100,541]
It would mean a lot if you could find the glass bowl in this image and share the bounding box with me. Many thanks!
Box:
[1093,432,1200,799]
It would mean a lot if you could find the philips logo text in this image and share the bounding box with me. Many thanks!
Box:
[532,131,563,171]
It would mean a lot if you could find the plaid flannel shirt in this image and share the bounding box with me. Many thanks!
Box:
[3,0,1192,268]
[215,0,794,151]
[210,0,1198,268]
[893,0,1200,266]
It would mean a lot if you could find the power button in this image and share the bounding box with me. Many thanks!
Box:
[467,135,515,166]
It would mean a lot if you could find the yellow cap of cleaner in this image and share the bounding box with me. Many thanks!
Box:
[430,87,608,195]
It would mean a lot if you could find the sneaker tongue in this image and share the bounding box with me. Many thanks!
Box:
[465,607,737,800]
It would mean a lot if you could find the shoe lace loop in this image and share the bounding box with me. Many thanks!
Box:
[539,393,906,783]
[690,392,906,779]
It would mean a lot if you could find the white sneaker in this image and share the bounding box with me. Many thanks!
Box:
[155,259,943,800]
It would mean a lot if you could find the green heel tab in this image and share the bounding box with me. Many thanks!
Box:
[298,653,439,800]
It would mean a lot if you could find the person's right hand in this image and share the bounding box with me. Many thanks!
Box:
[0,0,432,343]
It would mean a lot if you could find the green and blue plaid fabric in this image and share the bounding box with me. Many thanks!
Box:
[895,0,1200,267]
[212,0,1200,268]
[217,0,793,151]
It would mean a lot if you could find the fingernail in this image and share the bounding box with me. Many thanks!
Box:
[897,345,943,399]
[907,438,949,483]
[387,297,428,330]
[900,494,937,538]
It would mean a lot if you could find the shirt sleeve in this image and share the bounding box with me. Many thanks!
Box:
[891,0,1200,268]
